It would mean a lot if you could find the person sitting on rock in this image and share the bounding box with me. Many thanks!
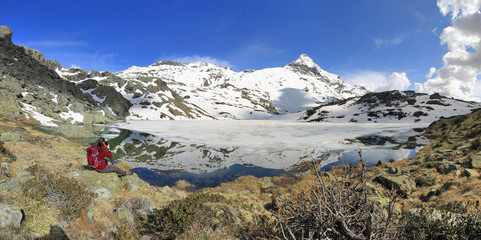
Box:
[94,137,133,176]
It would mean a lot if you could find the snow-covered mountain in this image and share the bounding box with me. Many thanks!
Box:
[58,54,368,120]
[117,54,368,120]
[300,90,481,123]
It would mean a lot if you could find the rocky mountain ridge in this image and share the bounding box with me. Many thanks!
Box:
[0,26,130,136]
[300,90,481,123]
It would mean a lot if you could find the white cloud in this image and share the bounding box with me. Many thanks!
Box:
[379,72,411,91]
[343,71,387,91]
[437,0,481,19]
[424,0,481,100]
[171,55,233,68]
[414,83,425,93]
[70,64,81,69]
[343,71,411,92]
[426,67,437,78]
[58,52,118,72]
[23,40,88,47]
[374,36,404,48]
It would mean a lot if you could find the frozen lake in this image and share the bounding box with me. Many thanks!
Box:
[106,120,428,178]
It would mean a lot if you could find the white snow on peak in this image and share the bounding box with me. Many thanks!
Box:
[291,54,317,68]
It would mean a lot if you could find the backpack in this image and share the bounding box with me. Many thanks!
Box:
[86,146,99,169]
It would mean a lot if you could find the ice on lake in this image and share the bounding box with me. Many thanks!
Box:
[107,120,428,175]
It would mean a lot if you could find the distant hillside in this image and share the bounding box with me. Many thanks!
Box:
[300,90,481,123]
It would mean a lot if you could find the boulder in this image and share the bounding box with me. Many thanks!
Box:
[116,206,134,224]
[374,173,415,196]
[0,204,23,228]
[468,153,481,169]
[415,175,436,187]
[92,187,114,203]
[387,167,398,174]
[56,94,69,107]
[133,197,155,216]
[436,161,459,174]
[65,170,121,192]
[463,169,480,178]
[0,90,21,119]
[70,102,85,112]
[121,175,141,191]
[0,173,33,192]
[0,26,13,45]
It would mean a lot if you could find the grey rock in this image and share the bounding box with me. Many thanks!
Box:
[20,46,62,71]
[57,94,69,106]
[0,204,23,228]
[0,26,13,44]
[0,90,21,119]
[387,167,398,174]
[374,173,415,196]
[436,161,459,174]
[121,175,141,191]
[65,171,121,192]
[91,187,114,203]
[133,197,155,216]
[70,102,85,112]
[0,174,33,192]
[463,169,480,178]
[116,206,134,224]
[469,153,481,169]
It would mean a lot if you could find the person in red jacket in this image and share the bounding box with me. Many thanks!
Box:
[95,137,132,176]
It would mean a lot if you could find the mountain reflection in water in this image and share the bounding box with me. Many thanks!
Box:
[131,164,294,189]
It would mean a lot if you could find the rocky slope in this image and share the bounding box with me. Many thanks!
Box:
[0,26,130,133]
[300,90,481,123]
[364,107,481,211]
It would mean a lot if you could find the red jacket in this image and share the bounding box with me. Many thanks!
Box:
[94,146,112,170]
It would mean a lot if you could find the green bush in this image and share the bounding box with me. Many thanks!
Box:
[400,208,481,240]
[141,192,229,239]
[22,166,94,221]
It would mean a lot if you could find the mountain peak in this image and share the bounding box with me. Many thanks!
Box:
[290,54,318,68]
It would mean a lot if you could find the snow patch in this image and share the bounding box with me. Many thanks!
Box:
[21,103,58,127]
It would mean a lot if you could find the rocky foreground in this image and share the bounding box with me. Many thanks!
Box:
[0,107,480,239]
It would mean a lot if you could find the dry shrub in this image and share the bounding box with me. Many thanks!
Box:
[252,152,400,240]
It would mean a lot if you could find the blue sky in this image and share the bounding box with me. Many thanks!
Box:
[1,0,480,100]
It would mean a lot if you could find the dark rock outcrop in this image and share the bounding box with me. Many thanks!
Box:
[0,25,132,124]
